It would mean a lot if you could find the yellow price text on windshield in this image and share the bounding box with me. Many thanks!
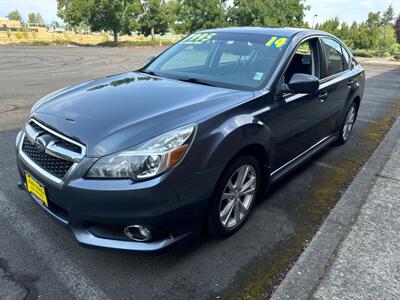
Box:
[265,37,288,48]
[181,33,216,45]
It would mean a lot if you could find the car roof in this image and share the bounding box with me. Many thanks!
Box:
[199,27,324,38]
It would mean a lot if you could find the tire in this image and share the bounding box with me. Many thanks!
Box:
[336,101,358,145]
[208,155,261,238]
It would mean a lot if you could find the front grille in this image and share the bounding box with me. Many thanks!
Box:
[56,139,81,153]
[22,137,74,178]
[20,120,85,180]
[29,121,81,153]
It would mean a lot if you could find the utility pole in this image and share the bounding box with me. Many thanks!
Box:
[312,14,318,29]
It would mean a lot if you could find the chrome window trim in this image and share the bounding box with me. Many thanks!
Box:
[19,119,87,186]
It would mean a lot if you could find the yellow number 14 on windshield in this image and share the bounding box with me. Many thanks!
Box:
[266,37,288,48]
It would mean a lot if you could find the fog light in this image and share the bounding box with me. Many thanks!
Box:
[124,225,152,242]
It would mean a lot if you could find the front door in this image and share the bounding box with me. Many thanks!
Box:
[259,38,326,170]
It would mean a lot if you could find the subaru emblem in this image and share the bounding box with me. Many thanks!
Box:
[34,136,47,153]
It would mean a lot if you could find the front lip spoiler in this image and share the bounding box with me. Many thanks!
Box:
[20,182,191,252]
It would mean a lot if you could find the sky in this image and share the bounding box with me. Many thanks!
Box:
[0,0,398,25]
[304,0,399,26]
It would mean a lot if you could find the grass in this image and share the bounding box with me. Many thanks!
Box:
[0,30,179,47]
[352,48,400,61]
[2,31,399,59]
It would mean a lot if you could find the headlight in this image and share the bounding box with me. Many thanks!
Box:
[86,124,196,180]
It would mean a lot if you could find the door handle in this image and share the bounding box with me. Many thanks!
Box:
[318,91,328,102]
[347,79,354,87]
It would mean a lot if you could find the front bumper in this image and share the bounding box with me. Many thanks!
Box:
[19,181,192,251]
[16,133,219,252]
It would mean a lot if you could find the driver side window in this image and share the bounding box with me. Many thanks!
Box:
[284,40,318,84]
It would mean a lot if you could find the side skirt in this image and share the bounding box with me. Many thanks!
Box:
[269,134,338,184]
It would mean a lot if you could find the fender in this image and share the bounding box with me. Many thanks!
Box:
[201,113,273,175]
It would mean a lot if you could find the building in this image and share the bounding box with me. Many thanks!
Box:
[0,18,22,30]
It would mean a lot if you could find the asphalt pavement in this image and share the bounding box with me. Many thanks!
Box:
[1,46,399,299]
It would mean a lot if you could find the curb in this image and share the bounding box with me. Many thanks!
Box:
[355,58,400,68]
[271,116,400,300]
[360,62,400,68]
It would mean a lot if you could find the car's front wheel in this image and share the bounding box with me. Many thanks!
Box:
[337,101,358,144]
[208,155,261,238]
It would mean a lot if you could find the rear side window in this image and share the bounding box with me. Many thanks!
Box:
[342,47,350,69]
[322,38,345,77]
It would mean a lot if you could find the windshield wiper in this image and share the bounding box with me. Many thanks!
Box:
[140,70,157,76]
[176,77,216,87]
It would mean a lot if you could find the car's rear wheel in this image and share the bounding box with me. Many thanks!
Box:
[337,102,358,144]
[208,155,261,238]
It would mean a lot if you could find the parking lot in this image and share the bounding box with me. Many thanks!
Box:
[1,46,399,299]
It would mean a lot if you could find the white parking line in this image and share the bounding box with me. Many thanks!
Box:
[0,191,110,300]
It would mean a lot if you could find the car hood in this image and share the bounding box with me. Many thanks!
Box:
[32,72,254,157]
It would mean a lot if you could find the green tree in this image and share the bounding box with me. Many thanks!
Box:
[354,22,370,49]
[365,12,381,48]
[381,4,394,26]
[305,4,399,57]
[378,26,397,50]
[57,0,141,43]
[229,0,308,27]
[7,10,22,21]
[27,13,35,25]
[57,0,90,28]
[27,12,45,26]
[338,22,350,44]
[172,0,228,34]
[51,20,61,29]
[316,17,340,36]
[87,0,140,42]
[139,0,170,40]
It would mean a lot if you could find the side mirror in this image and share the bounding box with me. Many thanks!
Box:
[288,73,319,94]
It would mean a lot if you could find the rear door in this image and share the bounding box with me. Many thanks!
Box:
[317,37,353,136]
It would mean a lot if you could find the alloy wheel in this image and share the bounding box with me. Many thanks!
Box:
[219,164,257,229]
[342,105,356,141]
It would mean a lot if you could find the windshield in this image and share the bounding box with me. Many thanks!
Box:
[143,32,290,90]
